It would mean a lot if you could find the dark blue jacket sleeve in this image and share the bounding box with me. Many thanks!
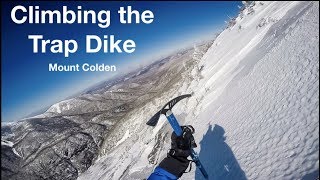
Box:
[147,167,178,180]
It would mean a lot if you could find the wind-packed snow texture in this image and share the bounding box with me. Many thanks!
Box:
[79,1,319,180]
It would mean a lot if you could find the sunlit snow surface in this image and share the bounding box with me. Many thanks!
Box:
[79,1,319,180]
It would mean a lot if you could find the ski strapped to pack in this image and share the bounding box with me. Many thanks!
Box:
[147,94,209,179]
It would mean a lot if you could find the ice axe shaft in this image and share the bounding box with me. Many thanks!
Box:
[147,94,208,179]
[165,110,183,136]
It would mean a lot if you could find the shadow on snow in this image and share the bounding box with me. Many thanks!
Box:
[195,124,247,180]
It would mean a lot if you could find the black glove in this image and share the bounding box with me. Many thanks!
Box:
[159,125,197,178]
[171,125,197,156]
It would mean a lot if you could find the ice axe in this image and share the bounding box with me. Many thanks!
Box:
[147,94,209,179]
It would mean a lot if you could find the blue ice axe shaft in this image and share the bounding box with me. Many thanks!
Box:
[166,110,209,179]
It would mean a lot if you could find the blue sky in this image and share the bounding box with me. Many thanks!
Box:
[1,1,241,122]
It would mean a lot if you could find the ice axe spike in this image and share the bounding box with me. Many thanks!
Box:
[146,94,209,179]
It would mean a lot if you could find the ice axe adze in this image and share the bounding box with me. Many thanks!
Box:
[146,94,209,179]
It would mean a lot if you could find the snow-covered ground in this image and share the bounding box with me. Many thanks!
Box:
[79,1,319,180]
[1,140,22,158]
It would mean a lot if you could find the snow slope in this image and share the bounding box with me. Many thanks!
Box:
[187,1,319,179]
[79,1,319,180]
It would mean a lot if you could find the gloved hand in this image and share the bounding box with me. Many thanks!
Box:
[170,125,197,157]
[159,125,197,178]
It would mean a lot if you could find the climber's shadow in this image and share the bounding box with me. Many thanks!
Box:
[195,124,247,180]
